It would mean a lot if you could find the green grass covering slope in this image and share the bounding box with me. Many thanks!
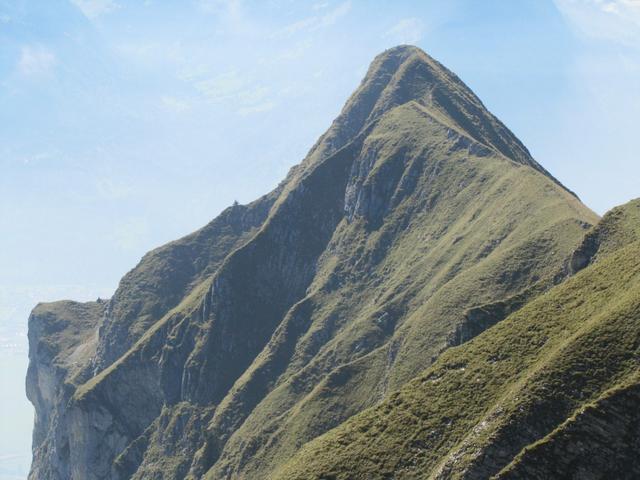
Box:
[570,198,640,271]
[27,300,104,384]
[496,373,640,479]
[199,99,596,479]
[93,191,277,370]
[275,199,640,480]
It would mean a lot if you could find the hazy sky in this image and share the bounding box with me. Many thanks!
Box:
[1,0,640,330]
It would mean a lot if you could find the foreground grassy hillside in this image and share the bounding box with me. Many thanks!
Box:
[276,199,640,480]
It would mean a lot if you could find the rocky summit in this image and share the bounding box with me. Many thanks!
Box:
[26,46,640,480]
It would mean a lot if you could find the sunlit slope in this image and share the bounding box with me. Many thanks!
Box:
[200,100,595,480]
[276,199,640,480]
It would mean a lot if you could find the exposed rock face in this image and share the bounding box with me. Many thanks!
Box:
[27,45,602,480]
[26,301,104,480]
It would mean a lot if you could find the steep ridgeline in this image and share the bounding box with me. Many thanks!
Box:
[27,45,599,480]
[27,194,278,479]
[276,199,640,480]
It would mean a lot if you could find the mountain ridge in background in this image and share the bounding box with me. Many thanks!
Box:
[26,45,640,480]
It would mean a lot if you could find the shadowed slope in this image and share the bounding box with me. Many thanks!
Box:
[93,191,279,370]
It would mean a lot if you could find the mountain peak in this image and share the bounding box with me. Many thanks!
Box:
[362,45,533,161]
[307,45,571,195]
[369,44,441,69]
[26,45,599,480]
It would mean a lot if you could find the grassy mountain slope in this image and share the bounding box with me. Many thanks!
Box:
[26,45,601,480]
[275,199,640,480]
[199,100,594,480]
[93,190,279,370]
[25,192,280,480]
[496,373,640,479]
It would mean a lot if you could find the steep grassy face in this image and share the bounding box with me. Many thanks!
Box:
[496,376,640,479]
[27,45,601,480]
[275,199,640,480]
[92,192,279,370]
[24,194,281,480]
[197,102,594,480]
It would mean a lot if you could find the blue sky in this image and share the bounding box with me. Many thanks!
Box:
[1,1,639,477]
[1,0,639,325]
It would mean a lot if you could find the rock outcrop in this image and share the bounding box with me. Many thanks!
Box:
[27,301,104,479]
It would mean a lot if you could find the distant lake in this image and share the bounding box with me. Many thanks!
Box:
[0,334,33,480]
